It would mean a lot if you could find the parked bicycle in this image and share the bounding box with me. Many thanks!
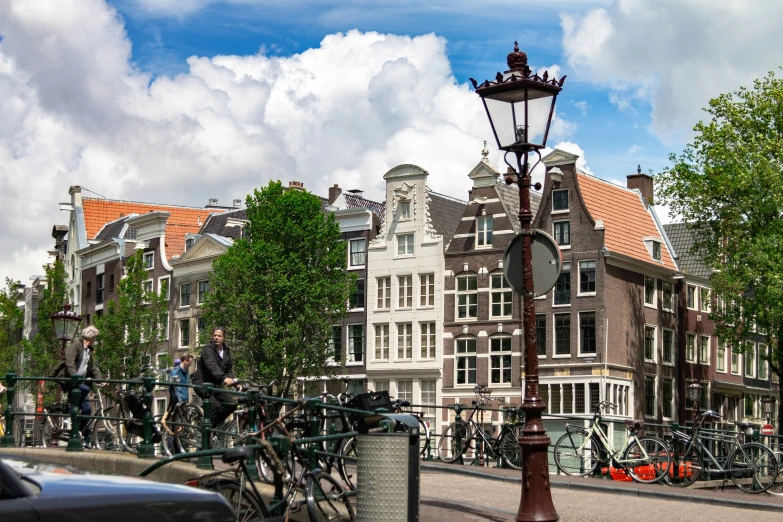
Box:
[665,410,778,493]
[553,400,671,484]
[32,386,118,450]
[437,385,523,469]
[0,386,25,446]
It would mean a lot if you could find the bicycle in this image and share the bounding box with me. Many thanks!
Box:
[665,410,778,493]
[0,387,26,447]
[553,400,671,484]
[437,385,523,469]
[767,439,783,496]
[35,385,118,450]
[114,371,166,454]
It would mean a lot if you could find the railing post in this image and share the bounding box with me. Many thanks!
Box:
[1,373,16,447]
[244,389,259,481]
[138,375,155,458]
[66,375,84,452]
[269,434,290,516]
[197,383,214,470]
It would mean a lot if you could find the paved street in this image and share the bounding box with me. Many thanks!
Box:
[420,468,783,521]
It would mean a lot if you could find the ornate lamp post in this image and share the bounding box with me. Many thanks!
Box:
[761,396,774,423]
[471,42,565,522]
[51,302,83,357]
[686,381,701,423]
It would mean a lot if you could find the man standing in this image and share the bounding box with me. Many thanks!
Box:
[52,325,103,447]
[170,354,194,404]
[199,327,237,428]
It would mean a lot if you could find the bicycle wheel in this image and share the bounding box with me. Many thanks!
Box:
[623,436,671,484]
[499,426,522,470]
[663,442,702,487]
[553,430,599,477]
[213,419,239,449]
[306,470,355,521]
[172,403,203,452]
[729,442,778,493]
[116,399,139,454]
[417,417,431,457]
[337,436,358,491]
[767,451,783,496]
[438,422,471,464]
[211,479,266,522]
[13,416,25,447]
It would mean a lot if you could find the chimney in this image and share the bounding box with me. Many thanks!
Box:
[328,184,342,204]
[233,199,242,208]
[207,198,218,207]
[288,181,305,191]
[627,165,654,208]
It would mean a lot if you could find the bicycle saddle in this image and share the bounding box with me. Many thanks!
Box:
[394,400,411,407]
[624,419,645,433]
[222,445,253,465]
[734,421,753,429]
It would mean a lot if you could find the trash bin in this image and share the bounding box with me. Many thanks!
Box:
[356,413,420,522]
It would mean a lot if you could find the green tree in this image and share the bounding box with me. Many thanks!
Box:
[0,278,24,379]
[201,181,355,397]
[24,261,69,380]
[658,70,783,430]
[95,250,170,380]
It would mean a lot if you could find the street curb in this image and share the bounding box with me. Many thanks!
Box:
[421,463,783,513]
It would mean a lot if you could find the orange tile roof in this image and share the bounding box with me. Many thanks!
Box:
[576,173,676,270]
[82,198,226,258]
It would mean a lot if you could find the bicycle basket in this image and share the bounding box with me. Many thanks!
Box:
[345,390,393,425]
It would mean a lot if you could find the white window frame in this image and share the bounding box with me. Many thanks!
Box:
[349,278,365,311]
[700,287,711,313]
[476,216,493,249]
[553,220,571,250]
[179,319,191,348]
[159,312,169,341]
[577,260,596,297]
[685,333,696,363]
[158,276,171,301]
[661,378,675,421]
[644,374,657,419]
[374,324,389,361]
[661,328,675,366]
[731,345,740,375]
[399,200,411,220]
[197,280,209,305]
[490,272,512,319]
[455,338,477,387]
[759,344,768,380]
[553,312,571,359]
[420,273,434,308]
[489,336,512,386]
[553,262,571,307]
[716,338,727,374]
[328,325,343,362]
[652,241,662,261]
[420,379,437,421]
[180,282,191,308]
[644,325,657,363]
[699,334,710,366]
[536,314,547,359]
[577,311,597,358]
[398,275,412,309]
[420,322,436,360]
[347,324,364,365]
[155,351,168,369]
[661,280,674,312]
[456,275,478,320]
[143,251,154,270]
[396,380,413,403]
[551,188,569,214]
[348,238,366,269]
[377,277,391,310]
[686,284,698,310]
[396,234,414,256]
[396,323,412,360]
[745,341,756,378]
[643,275,657,308]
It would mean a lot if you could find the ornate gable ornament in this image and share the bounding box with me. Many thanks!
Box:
[541,148,580,167]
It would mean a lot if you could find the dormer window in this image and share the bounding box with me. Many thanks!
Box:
[552,189,569,212]
[185,238,194,251]
[476,216,493,248]
[400,201,410,220]
[652,241,661,261]
[143,251,154,269]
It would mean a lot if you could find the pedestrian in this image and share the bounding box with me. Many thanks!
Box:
[52,325,104,447]
[199,326,237,428]
[170,354,193,404]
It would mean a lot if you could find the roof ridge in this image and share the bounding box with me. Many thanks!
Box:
[344,193,384,205]
[576,171,637,195]
[426,188,468,204]
[84,197,225,212]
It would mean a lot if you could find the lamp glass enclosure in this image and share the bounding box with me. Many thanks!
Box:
[686,383,701,403]
[51,306,82,342]
[761,396,774,418]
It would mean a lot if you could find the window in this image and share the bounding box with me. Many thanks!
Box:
[456,339,477,385]
[350,279,365,309]
[96,274,104,304]
[349,239,366,267]
[420,380,436,420]
[554,313,570,355]
[397,323,412,359]
[396,380,412,402]
[700,288,711,312]
[400,201,410,220]
[553,221,570,246]
[731,346,739,374]
[457,275,478,319]
[685,333,696,363]
[540,385,549,413]
[179,320,190,348]
[185,237,194,251]
[377,277,391,309]
[699,335,710,365]
[374,380,389,393]
[662,329,674,364]
[644,326,656,362]
[198,280,209,304]
[348,325,364,363]
[374,324,389,361]
[536,314,546,356]
[85,281,92,299]
[109,274,115,291]
[476,216,493,247]
[420,274,434,307]
[580,312,596,354]
[662,379,674,419]
[552,189,568,211]
[759,344,768,380]
[717,339,726,372]
[589,383,600,414]
[197,317,205,339]
[397,234,414,255]
[143,280,153,294]
[490,337,512,385]
[745,394,755,418]
[661,281,673,312]
[554,262,570,305]
[687,285,696,309]
[329,326,342,360]
[398,276,412,308]
[574,383,585,414]
[143,251,154,269]
[745,342,755,377]
[652,241,661,261]
[579,261,595,294]
[180,283,191,307]
[551,384,561,414]
[644,376,655,417]
[644,276,656,306]
[159,277,170,300]
[563,384,573,414]
[420,323,436,359]
[490,273,512,318]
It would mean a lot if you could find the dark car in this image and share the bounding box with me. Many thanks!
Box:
[0,458,235,522]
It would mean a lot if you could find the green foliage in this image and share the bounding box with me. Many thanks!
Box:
[24,261,68,380]
[0,278,24,378]
[658,70,783,411]
[95,250,170,380]
[202,181,356,396]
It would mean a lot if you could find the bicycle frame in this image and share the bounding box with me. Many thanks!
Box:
[673,426,746,477]
[566,414,648,466]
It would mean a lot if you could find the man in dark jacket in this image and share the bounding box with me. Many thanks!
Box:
[52,325,104,446]
[199,326,237,428]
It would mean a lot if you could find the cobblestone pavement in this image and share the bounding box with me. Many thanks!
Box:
[420,468,783,522]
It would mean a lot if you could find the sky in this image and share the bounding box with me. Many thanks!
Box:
[2,0,783,286]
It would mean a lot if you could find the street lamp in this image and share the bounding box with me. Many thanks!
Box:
[761,396,774,423]
[472,42,564,522]
[686,381,701,423]
[51,302,83,358]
